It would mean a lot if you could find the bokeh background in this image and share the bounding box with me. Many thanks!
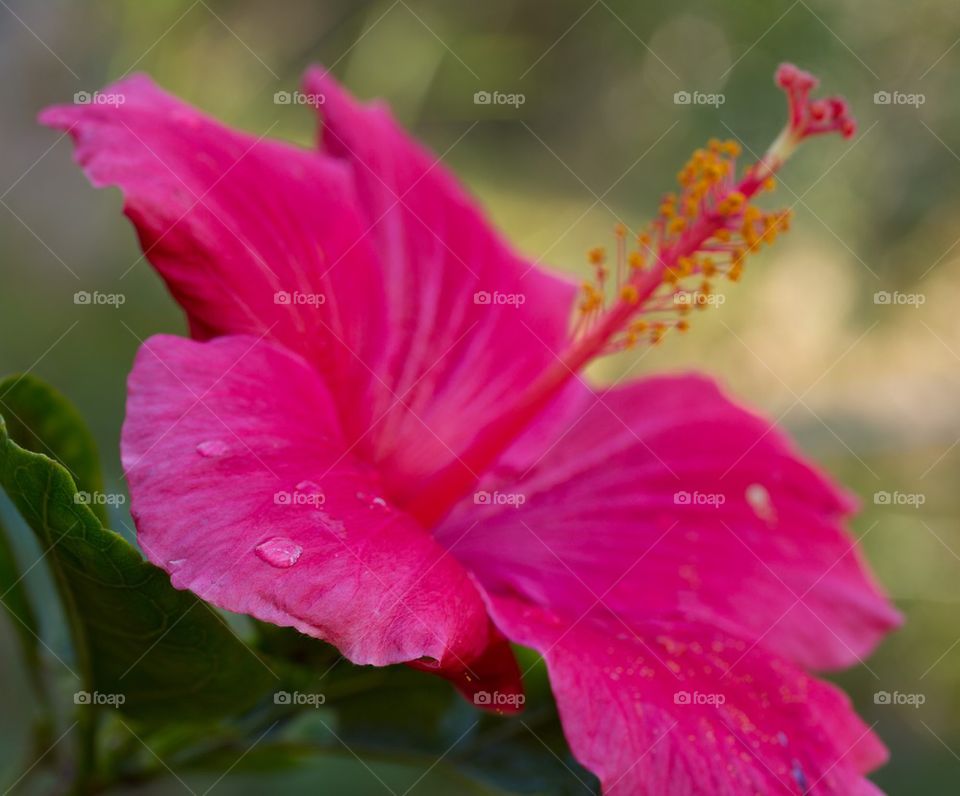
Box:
[1,0,959,793]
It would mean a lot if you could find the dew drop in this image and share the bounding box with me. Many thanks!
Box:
[255,537,302,568]
[167,558,186,570]
[196,439,229,458]
[745,482,777,524]
[356,491,389,510]
[295,480,326,506]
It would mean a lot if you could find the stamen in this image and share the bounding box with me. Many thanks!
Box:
[571,62,854,353]
[402,64,857,527]
[574,139,787,350]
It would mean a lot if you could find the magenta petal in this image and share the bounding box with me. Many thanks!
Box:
[489,597,887,796]
[440,374,900,671]
[40,75,386,427]
[121,333,494,669]
[417,625,526,715]
[302,68,578,499]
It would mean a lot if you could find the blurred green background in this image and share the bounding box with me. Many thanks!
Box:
[1,0,959,793]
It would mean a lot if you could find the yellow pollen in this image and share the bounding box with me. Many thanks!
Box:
[722,140,741,157]
[576,125,799,355]
[703,165,721,184]
[718,191,746,216]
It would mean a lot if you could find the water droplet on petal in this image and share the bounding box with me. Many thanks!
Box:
[746,482,777,524]
[196,439,229,458]
[255,537,302,568]
[167,559,186,570]
[356,491,389,510]
[295,480,326,506]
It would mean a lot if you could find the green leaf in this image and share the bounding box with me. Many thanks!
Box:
[178,740,505,794]
[0,513,43,687]
[0,512,57,767]
[298,663,600,795]
[0,374,276,724]
[0,374,109,525]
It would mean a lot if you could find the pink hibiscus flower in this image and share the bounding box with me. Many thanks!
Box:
[41,63,900,795]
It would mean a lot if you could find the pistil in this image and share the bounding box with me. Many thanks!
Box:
[404,64,856,528]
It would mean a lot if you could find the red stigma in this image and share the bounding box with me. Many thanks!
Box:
[775,62,857,140]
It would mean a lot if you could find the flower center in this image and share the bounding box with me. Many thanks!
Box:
[405,63,856,528]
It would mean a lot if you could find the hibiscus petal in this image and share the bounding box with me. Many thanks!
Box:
[302,68,578,498]
[40,75,387,437]
[438,374,900,671]
[121,333,496,671]
[488,596,887,796]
